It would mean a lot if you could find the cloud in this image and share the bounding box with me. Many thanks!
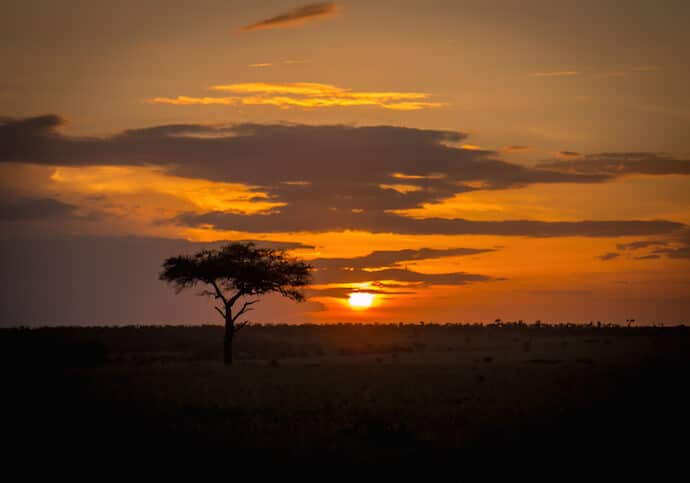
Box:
[538,152,690,176]
[502,145,532,153]
[151,82,444,111]
[151,96,239,105]
[308,247,497,295]
[598,252,620,261]
[557,151,582,158]
[653,246,690,259]
[234,239,314,250]
[616,240,668,251]
[0,115,606,202]
[613,232,690,261]
[241,2,339,32]
[312,247,493,270]
[532,71,579,77]
[211,82,345,96]
[314,267,492,286]
[309,287,416,299]
[530,289,591,295]
[2,115,685,238]
[249,63,272,68]
[46,165,282,215]
[174,207,684,237]
[0,197,79,221]
[651,229,690,259]
[634,254,660,260]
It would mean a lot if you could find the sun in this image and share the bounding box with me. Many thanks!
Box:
[348,292,374,309]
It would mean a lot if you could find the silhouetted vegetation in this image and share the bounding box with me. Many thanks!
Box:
[160,242,312,365]
[2,324,689,465]
[2,322,687,365]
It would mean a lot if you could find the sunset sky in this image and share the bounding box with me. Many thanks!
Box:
[1,0,689,326]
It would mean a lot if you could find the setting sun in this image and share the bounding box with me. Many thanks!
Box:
[348,292,374,309]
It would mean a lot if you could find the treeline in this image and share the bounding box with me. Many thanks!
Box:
[1,323,688,368]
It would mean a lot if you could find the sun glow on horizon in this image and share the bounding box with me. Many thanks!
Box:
[348,292,375,309]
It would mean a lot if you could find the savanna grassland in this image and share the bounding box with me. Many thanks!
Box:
[2,324,689,464]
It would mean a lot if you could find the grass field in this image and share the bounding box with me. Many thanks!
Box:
[3,324,689,464]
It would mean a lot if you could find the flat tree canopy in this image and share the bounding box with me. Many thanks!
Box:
[160,242,312,365]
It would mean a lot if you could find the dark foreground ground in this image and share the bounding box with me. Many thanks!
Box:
[2,324,689,466]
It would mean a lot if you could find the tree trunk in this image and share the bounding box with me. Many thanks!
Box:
[224,308,234,366]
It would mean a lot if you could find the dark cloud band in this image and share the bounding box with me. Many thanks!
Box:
[0,115,609,216]
[174,207,685,237]
[2,115,686,239]
[539,152,690,176]
[0,197,79,221]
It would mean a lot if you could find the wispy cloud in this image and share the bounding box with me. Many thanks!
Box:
[304,247,497,299]
[313,247,494,271]
[249,60,311,68]
[212,82,346,96]
[532,71,579,77]
[178,208,684,237]
[652,229,690,259]
[556,151,582,158]
[539,152,690,176]
[502,145,533,153]
[151,96,239,105]
[241,2,339,32]
[635,254,661,260]
[533,66,660,80]
[598,252,620,261]
[617,240,668,251]
[151,82,444,111]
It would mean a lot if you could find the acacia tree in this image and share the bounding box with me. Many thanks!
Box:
[160,242,312,365]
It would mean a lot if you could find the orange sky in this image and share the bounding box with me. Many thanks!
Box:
[1,1,689,326]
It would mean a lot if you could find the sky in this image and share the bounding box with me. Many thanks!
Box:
[1,0,689,326]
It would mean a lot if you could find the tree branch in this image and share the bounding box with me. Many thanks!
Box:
[233,319,251,333]
[210,280,227,305]
[213,306,226,319]
[232,300,259,322]
[228,290,244,308]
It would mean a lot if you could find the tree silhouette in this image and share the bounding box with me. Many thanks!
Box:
[160,242,312,365]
